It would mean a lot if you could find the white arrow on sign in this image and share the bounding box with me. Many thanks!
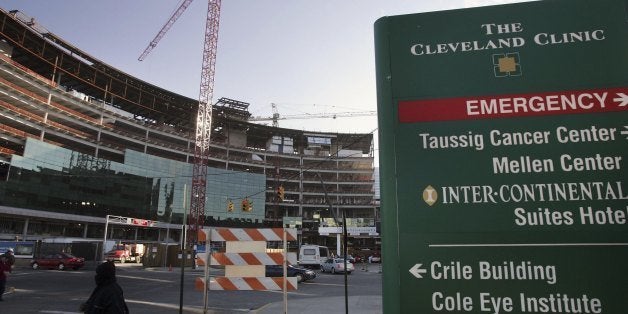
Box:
[409,263,428,279]
[621,126,628,140]
[613,93,628,107]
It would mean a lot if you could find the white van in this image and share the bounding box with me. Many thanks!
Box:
[298,245,330,268]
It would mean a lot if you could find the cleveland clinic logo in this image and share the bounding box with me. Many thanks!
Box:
[493,52,522,77]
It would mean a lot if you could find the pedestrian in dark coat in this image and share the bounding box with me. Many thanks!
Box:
[0,255,11,301]
[2,249,15,269]
[80,261,129,313]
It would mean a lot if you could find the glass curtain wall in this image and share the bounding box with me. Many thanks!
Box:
[0,138,266,224]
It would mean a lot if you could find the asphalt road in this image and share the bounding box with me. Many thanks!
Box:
[2,262,383,313]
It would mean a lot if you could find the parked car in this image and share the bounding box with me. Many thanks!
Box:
[338,255,356,263]
[105,243,144,263]
[266,264,317,283]
[321,258,355,274]
[31,253,85,270]
[369,254,381,263]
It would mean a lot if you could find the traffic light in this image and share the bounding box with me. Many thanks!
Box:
[277,185,285,201]
[241,198,252,212]
[227,200,234,212]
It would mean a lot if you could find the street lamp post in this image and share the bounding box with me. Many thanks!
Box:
[163,211,172,269]
[102,215,110,262]
[179,184,187,314]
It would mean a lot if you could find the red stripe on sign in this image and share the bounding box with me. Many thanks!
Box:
[271,277,296,290]
[398,87,628,123]
[240,253,262,265]
[269,253,285,265]
[194,277,205,291]
[284,229,297,241]
[197,258,206,266]
[212,253,233,265]
[271,228,284,240]
[243,277,267,291]
[197,230,207,242]
[218,229,239,241]
[214,277,238,290]
[246,228,265,241]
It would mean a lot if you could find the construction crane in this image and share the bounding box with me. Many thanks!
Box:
[138,0,221,244]
[249,106,377,127]
[137,0,194,62]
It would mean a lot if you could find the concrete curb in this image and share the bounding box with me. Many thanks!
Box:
[250,295,383,314]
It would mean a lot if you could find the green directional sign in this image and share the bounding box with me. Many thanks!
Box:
[375,0,627,313]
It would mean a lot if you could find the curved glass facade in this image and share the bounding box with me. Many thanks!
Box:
[1,138,265,225]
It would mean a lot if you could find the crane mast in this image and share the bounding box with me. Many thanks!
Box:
[190,0,221,243]
[138,0,221,244]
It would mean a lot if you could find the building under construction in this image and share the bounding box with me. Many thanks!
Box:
[0,8,378,256]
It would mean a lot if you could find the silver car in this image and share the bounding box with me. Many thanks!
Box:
[321,258,355,274]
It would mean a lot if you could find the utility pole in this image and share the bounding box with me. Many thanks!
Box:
[316,172,349,314]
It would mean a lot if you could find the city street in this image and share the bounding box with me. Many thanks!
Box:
[1,262,382,313]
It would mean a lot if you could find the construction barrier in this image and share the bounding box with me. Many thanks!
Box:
[196,227,297,291]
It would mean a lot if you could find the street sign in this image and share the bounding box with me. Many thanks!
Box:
[375,0,627,313]
[282,216,303,228]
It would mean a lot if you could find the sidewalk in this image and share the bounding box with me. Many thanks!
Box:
[251,295,383,314]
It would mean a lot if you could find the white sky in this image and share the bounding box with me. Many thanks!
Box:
[0,0,532,150]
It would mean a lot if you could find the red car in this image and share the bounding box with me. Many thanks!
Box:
[31,253,85,270]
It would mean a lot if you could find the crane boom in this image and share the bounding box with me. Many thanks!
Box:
[249,110,377,123]
[138,0,194,61]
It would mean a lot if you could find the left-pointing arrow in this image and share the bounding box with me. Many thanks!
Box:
[409,263,428,279]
